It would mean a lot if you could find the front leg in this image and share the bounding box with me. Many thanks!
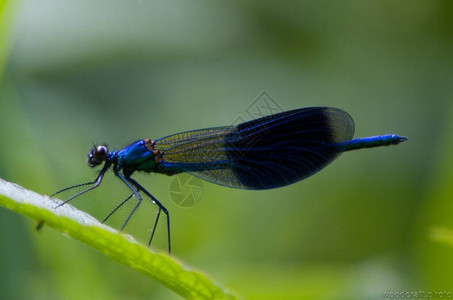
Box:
[54,163,111,209]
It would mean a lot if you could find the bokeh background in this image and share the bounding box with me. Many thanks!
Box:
[1,1,452,299]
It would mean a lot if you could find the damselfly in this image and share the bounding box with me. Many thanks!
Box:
[52,107,407,253]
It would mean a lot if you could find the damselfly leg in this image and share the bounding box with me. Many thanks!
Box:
[101,193,134,224]
[127,177,171,254]
[53,163,110,208]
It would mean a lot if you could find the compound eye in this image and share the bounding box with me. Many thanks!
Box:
[88,145,109,167]
[94,145,108,162]
[97,145,107,155]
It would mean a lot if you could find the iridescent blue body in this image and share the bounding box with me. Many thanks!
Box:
[108,108,406,189]
[336,134,403,151]
[53,107,407,253]
[114,140,157,174]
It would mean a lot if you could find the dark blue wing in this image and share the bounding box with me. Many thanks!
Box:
[154,107,355,190]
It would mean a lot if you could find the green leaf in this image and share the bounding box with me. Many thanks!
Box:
[0,178,236,300]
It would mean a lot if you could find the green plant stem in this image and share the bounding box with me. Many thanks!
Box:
[0,178,236,300]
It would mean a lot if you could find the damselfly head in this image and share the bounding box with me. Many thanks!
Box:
[88,145,108,167]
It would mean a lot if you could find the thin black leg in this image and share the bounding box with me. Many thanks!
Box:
[113,166,143,231]
[127,177,171,254]
[114,166,141,200]
[54,163,110,209]
[51,182,94,197]
[148,207,161,247]
[120,197,142,231]
[102,193,134,224]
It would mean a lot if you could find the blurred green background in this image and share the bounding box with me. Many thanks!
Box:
[1,0,452,299]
